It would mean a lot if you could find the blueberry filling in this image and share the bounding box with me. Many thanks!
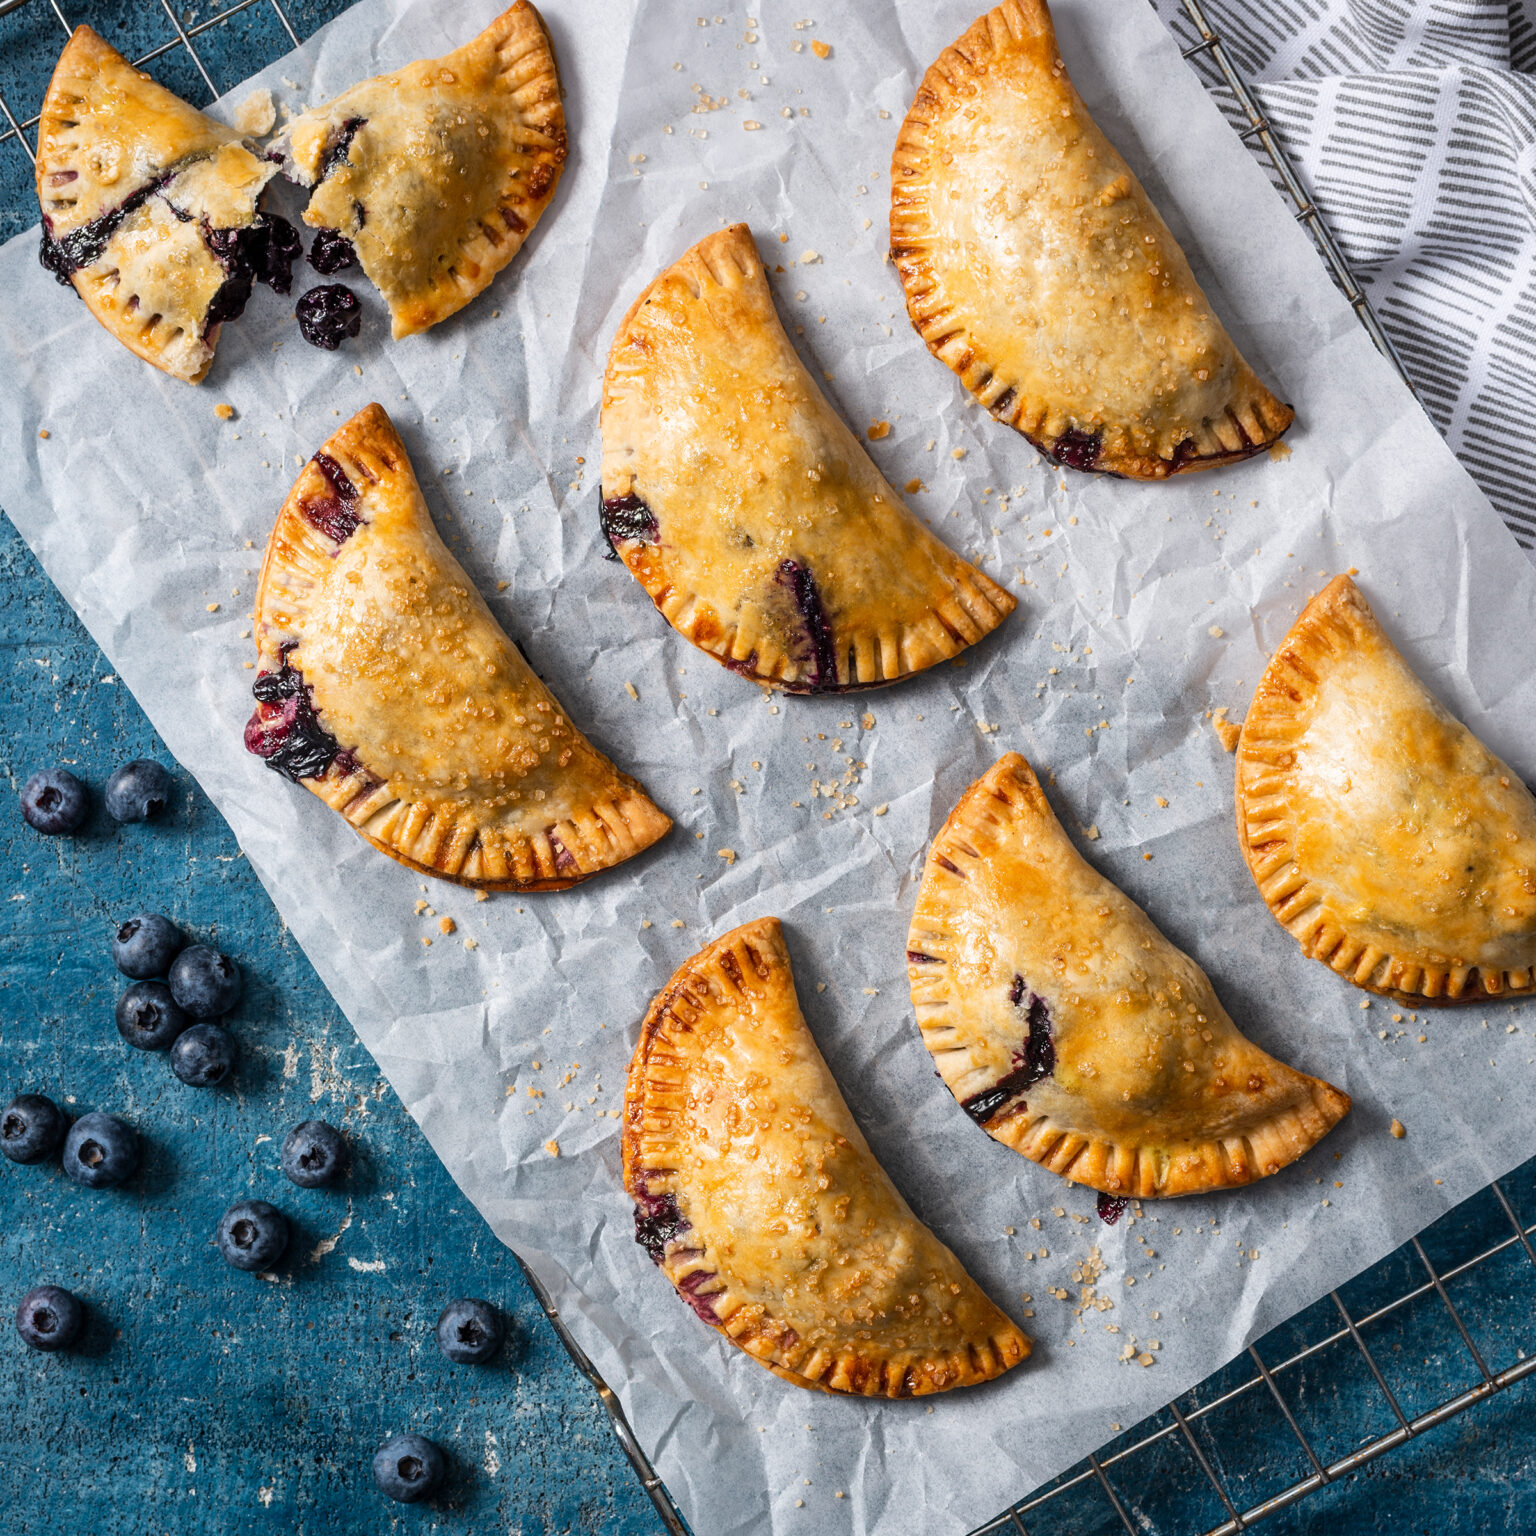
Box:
[547,833,578,874]
[599,491,659,559]
[1051,427,1103,473]
[296,284,361,350]
[38,169,175,286]
[960,976,1055,1124]
[308,227,357,275]
[319,116,366,180]
[1097,1193,1128,1225]
[203,213,303,327]
[244,656,343,782]
[633,1190,688,1265]
[907,950,942,965]
[301,452,363,543]
[776,559,838,691]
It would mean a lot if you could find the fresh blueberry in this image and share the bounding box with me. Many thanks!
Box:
[215,1198,288,1271]
[115,980,190,1051]
[280,1120,347,1187]
[1,1094,67,1164]
[169,1023,236,1087]
[372,1433,445,1503]
[104,758,173,822]
[112,912,185,979]
[435,1298,503,1364]
[168,945,242,1017]
[62,1112,139,1188]
[19,767,88,834]
[15,1285,83,1351]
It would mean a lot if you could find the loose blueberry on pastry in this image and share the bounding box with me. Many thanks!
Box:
[908,755,1350,1199]
[246,403,670,890]
[624,917,1030,1396]
[275,1,565,338]
[600,224,1017,693]
[35,26,299,383]
[890,0,1294,478]
[1237,574,1536,1004]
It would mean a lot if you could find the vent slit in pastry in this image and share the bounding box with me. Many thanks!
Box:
[601,223,1017,693]
[36,26,300,382]
[908,754,1350,1198]
[276,2,566,338]
[891,0,1294,479]
[624,917,1030,1396]
[248,403,670,891]
[1237,574,1536,1004]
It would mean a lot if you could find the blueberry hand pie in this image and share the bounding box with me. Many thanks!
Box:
[908,755,1349,1198]
[1237,574,1536,1004]
[247,403,670,890]
[36,26,297,383]
[624,917,1030,1395]
[277,2,565,338]
[891,0,1294,478]
[600,224,1017,692]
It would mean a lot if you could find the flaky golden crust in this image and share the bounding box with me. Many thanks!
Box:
[908,755,1350,1198]
[34,26,273,383]
[600,224,1017,693]
[283,2,566,338]
[890,0,1293,478]
[250,404,670,891]
[1236,575,1536,1004]
[623,918,1030,1397]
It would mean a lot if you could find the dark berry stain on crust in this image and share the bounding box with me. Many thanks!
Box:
[244,653,343,782]
[302,452,364,544]
[1097,1192,1128,1225]
[599,491,659,559]
[39,170,175,286]
[633,1190,687,1264]
[319,116,366,181]
[961,976,1055,1124]
[1050,427,1104,473]
[776,559,838,692]
[907,950,942,965]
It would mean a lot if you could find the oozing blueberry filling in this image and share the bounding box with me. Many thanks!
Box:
[960,976,1055,1124]
[38,169,175,286]
[301,452,363,543]
[547,833,578,874]
[203,213,303,327]
[319,117,367,180]
[776,559,838,691]
[1051,427,1104,473]
[1097,1193,1128,1225]
[907,950,942,965]
[308,227,357,275]
[599,491,659,559]
[296,284,361,350]
[244,655,343,782]
[633,1190,688,1264]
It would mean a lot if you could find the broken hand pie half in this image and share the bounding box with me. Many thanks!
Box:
[247,403,670,890]
[891,0,1294,478]
[1238,574,1536,1004]
[278,2,565,338]
[624,917,1029,1396]
[36,25,297,382]
[600,224,1017,693]
[908,755,1349,1198]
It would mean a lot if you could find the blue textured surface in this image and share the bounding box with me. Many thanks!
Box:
[1,4,1534,1535]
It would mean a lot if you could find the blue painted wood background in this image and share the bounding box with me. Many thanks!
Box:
[0,4,1532,1534]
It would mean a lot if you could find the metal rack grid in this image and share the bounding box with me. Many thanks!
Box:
[0,3,1527,1535]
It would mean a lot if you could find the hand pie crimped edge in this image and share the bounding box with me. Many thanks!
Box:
[623,916,1030,1396]
[600,223,1018,692]
[252,403,670,892]
[1235,574,1536,1005]
[289,2,566,338]
[889,0,1294,479]
[908,754,1351,1197]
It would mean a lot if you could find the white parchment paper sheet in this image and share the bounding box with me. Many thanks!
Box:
[3,2,1535,1531]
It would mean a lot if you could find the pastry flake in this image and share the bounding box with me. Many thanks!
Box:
[247,403,670,891]
[600,224,1017,692]
[280,2,566,338]
[35,25,295,383]
[624,917,1030,1396]
[891,0,1294,478]
[908,754,1350,1198]
[1237,574,1536,1003]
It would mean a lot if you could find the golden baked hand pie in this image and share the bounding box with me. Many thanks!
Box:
[247,403,670,891]
[600,223,1017,693]
[624,916,1030,1396]
[908,755,1349,1201]
[36,25,297,383]
[278,2,565,338]
[890,0,1294,478]
[1237,574,1536,1004]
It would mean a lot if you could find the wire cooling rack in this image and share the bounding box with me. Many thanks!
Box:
[0,3,1530,1534]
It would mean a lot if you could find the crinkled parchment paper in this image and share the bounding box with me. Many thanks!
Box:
[3,2,1535,1531]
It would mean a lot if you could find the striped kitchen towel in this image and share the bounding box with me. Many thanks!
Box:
[1153,0,1536,550]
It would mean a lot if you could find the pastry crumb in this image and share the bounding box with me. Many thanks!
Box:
[415,900,429,915]
[464,937,478,950]
[800,248,820,264]
[475,890,489,902]
[867,420,891,440]
[1211,706,1242,752]
[439,916,456,935]
[717,848,736,865]
[625,681,639,700]
[37,428,50,439]
[496,579,510,591]
[544,1139,560,1157]
[951,447,967,459]
[1267,440,1293,462]
[671,919,685,929]
[861,712,876,729]
[206,602,220,613]
[811,38,831,58]
[1142,852,1153,861]
[215,403,236,421]
[232,87,275,136]
[1085,824,1100,840]
[1390,1119,1406,1138]
[1359,998,1371,1009]
[1207,624,1224,638]
[1155,796,1169,808]
[873,803,889,816]
[743,119,762,130]
[904,478,924,494]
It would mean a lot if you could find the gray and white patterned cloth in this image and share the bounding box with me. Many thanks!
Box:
[1152,0,1536,553]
